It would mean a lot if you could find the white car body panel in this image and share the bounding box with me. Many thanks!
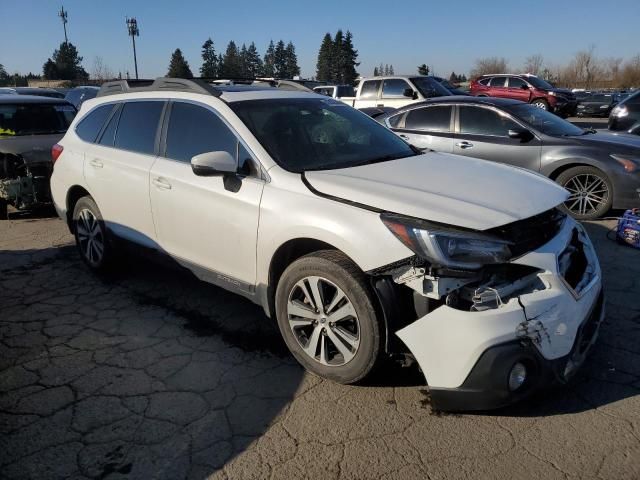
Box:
[305,153,569,230]
[396,219,602,389]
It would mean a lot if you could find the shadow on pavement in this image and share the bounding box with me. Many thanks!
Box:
[0,244,306,479]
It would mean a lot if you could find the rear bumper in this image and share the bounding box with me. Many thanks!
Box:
[428,292,604,411]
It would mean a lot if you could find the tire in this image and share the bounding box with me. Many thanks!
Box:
[531,99,549,111]
[72,196,116,272]
[275,250,383,384]
[556,166,613,220]
[0,198,8,220]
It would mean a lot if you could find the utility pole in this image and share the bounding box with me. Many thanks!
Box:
[126,17,140,79]
[59,6,68,43]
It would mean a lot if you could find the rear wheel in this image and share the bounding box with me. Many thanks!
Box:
[275,250,383,384]
[556,166,613,220]
[72,196,116,272]
[531,99,549,111]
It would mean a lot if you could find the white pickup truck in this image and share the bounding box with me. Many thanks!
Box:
[339,75,452,110]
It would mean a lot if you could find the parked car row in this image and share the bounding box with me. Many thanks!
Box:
[48,77,604,411]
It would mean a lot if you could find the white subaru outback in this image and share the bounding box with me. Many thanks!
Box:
[50,78,604,411]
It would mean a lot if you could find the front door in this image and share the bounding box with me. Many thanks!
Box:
[453,105,541,172]
[149,101,264,290]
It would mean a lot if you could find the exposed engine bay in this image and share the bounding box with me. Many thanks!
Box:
[0,151,53,215]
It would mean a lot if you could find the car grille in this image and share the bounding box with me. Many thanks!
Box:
[488,208,567,258]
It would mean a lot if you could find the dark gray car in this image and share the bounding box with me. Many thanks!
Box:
[378,96,640,219]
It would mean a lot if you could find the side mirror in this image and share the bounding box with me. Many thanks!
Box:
[403,88,417,99]
[191,151,237,176]
[508,128,532,140]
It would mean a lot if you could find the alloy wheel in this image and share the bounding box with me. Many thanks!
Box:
[563,173,610,217]
[533,101,548,110]
[287,276,360,366]
[76,208,105,265]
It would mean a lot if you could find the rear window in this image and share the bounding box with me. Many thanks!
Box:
[0,103,76,137]
[360,80,381,99]
[405,106,452,132]
[113,101,164,155]
[75,104,115,142]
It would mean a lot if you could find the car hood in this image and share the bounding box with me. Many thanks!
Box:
[304,152,568,230]
[0,134,62,165]
[570,131,640,150]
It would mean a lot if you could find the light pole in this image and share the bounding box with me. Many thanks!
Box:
[126,17,140,80]
[58,6,68,44]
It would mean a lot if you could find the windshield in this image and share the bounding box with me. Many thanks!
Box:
[526,76,555,90]
[410,77,452,98]
[230,98,416,173]
[506,104,584,137]
[0,103,76,137]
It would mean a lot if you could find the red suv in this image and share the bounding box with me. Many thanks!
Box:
[470,74,577,117]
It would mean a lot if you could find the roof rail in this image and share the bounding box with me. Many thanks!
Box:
[97,77,223,98]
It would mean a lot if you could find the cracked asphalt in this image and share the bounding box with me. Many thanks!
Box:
[1,214,639,479]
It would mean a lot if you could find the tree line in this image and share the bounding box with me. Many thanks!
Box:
[167,39,300,79]
[470,49,640,89]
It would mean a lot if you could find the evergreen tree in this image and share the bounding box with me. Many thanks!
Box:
[460,74,467,82]
[245,42,263,78]
[167,48,193,78]
[332,30,344,82]
[200,38,218,77]
[43,59,58,80]
[418,64,429,75]
[373,66,379,76]
[263,40,276,77]
[284,41,300,78]
[273,40,287,78]
[340,31,359,84]
[220,41,242,77]
[316,33,334,82]
[239,43,249,77]
[389,65,394,75]
[379,63,384,76]
[384,64,389,75]
[43,42,88,80]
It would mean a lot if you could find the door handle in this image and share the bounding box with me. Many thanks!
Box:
[89,159,103,168]
[399,134,409,140]
[455,141,474,149]
[152,177,172,190]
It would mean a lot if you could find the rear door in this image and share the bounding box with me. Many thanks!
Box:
[453,104,541,171]
[84,100,164,247]
[391,105,454,153]
[355,80,382,108]
[487,76,509,98]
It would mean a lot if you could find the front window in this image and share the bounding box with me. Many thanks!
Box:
[508,77,528,89]
[0,103,75,137]
[409,77,451,98]
[230,98,416,173]
[459,106,519,137]
[382,79,411,98]
[526,76,554,90]
[505,104,584,136]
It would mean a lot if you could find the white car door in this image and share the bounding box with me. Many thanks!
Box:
[83,100,164,247]
[354,80,382,109]
[378,78,415,109]
[391,105,455,153]
[149,101,264,291]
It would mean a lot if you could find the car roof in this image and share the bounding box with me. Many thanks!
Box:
[376,96,525,120]
[14,87,62,93]
[0,95,73,105]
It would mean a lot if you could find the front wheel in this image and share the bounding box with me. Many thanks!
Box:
[72,196,116,272]
[275,250,383,384]
[556,166,613,220]
[531,99,549,111]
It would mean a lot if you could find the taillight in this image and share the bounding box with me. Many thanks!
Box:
[51,144,64,165]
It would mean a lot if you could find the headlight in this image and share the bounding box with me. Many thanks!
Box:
[611,105,629,118]
[381,213,512,269]
[548,91,556,96]
[611,154,640,173]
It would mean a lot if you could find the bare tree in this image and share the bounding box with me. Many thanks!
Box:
[523,54,544,76]
[620,55,640,88]
[91,56,114,82]
[469,57,508,78]
[604,57,623,86]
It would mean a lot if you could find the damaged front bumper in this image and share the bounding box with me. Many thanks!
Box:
[395,217,603,411]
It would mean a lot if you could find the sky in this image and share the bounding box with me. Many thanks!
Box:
[1,0,639,80]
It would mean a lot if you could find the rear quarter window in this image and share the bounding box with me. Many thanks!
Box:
[75,104,115,143]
